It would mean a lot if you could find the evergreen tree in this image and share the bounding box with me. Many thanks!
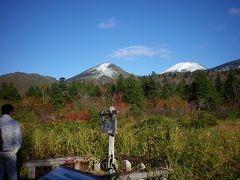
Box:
[0,83,21,100]
[26,86,35,97]
[26,86,41,98]
[188,72,219,110]
[91,85,101,97]
[68,81,80,100]
[0,83,7,99]
[50,83,64,107]
[106,83,117,97]
[176,80,187,97]
[161,83,176,99]
[122,75,144,108]
[116,74,126,93]
[142,76,161,100]
[215,73,224,103]
[224,71,239,103]
[59,77,68,98]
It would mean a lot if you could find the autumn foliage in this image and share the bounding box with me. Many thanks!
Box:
[64,110,91,121]
[112,92,130,115]
[153,96,196,117]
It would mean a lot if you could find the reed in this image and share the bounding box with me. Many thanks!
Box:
[20,116,240,179]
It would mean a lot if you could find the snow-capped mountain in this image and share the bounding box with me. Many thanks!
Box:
[210,59,240,71]
[67,63,130,81]
[161,62,206,74]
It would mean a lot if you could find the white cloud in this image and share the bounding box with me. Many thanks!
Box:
[97,17,118,29]
[110,45,171,59]
[228,7,240,16]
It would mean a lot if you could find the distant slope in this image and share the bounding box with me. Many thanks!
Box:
[161,62,206,74]
[0,72,57,95]
[210,59,240,71]
[67,63,131,81]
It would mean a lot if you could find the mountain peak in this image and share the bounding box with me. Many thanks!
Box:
[67,62,130,81]
[161,62,206,74]
[93,62,114,78]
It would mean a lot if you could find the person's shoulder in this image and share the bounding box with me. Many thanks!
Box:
[9,118,20,127]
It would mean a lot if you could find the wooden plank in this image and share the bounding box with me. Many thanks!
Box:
[24,156,83,167]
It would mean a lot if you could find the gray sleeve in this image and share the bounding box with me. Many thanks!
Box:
[13,123,22,153]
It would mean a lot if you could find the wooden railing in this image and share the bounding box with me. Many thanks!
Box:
[23,156,172,179]
[23,156,84,179]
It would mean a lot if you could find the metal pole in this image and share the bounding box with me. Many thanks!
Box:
[108,134,115,170]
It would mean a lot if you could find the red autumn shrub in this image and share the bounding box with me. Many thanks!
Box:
[112,92,130,114]
[65,110,91,121]
[154,96,196,117]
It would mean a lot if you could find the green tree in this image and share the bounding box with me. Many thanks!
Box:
[106,82,117,97]
[59,77,69,98]
[215,73,224,103]
[176,80,187,97]
[90,85,101,97]
[26,86,35,97]
[142,76,161,100]
[224,71,239,103]
[50,83,64,107]
[0,83,21,100]
[68,81,80,101]
[0,83,7,99]
[26,86,41,98]
[116,74,126,93]
[161,83,176,99]
[120,75,144,108]
[188,72,219,110]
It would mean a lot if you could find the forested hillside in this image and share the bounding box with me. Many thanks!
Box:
[0,72,57,95]
[1,70,240,120]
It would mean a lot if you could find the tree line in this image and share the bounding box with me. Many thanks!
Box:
[0,71,239,113]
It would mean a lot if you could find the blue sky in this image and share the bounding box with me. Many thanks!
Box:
[0,0,240,79]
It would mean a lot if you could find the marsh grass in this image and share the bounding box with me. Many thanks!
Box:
[20,115,240,179]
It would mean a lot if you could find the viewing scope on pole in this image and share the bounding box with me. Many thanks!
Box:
[99,106,118,135]
[99,106,118,172]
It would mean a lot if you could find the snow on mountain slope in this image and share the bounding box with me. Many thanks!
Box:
[85,63,116,78]
[161,62,206,74]
[67,62,130,81]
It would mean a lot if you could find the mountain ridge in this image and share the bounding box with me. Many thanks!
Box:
[0,72,57,95]
[210,59,240,71]
[0,59,239,96]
